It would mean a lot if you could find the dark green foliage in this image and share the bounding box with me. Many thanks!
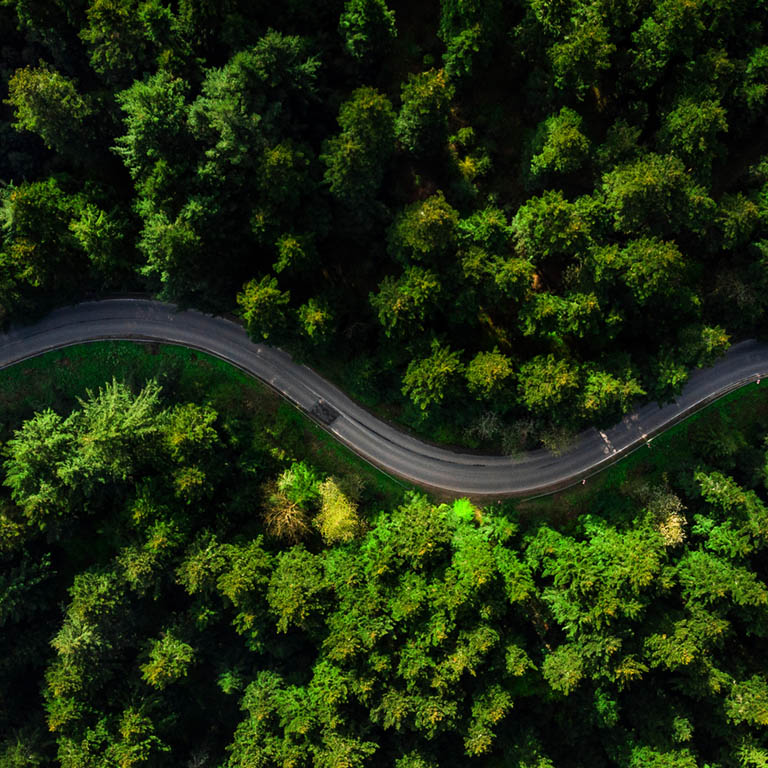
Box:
[140,630,196,689]
[4,370,768,765]
[512,190,595,265]
[187,34,319,178]
[113,70,191,192]
[298,297,334,344]
[321,87,396,204]
[658,97,728,178]
[545,3,616,94]
[602,153,715,236]
[369,266,441,337]
[528,107,591,182]
[0,0,767,448]
[237,275,291,341]
[401,340,464,411]
[69,202,129,274]
[388,191,459,262]
[591,237,688,306]
[395,69,455,156]
[13,0,768,685]
[517,354,580,417]
[443,23,484,82]
[339,0,396,63]
[438,0,501,82]
[3,379,162,526]
[79,0,183,86]
[0,178,112,319]
[465,349,515,402]
[580,369,645,421]
[6,62,93,157]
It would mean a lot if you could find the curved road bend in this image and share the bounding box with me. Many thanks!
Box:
[0,298,767,498]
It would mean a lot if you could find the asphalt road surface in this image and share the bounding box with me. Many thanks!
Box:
[1,298,767,498]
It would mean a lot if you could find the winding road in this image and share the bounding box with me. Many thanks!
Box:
[0,298,766,498]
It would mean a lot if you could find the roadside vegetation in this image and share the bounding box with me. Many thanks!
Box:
[0,341,407,506]
[1,348,768,766]
[2,0,768,446]
[3,1,768,766]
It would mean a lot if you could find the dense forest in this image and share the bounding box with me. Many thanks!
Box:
[3,3,768,765]
[1,358,768,766]
[1,0,768,445]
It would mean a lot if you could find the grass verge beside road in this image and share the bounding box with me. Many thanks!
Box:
[1,340,765,516]
[0,341,410,508]
[518,380,768,522]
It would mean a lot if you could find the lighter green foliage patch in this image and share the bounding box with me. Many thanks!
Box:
[529,107,590,179]
[402,340,464,411]
[140,630,195,690]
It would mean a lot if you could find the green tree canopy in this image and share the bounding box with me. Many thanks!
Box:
[6,62,93,156]
[658,97,728,178]
[79,0,184,85]
[237,275,291,341]
[512,190,595,265]
[590,237,689,307]
[517,354,580,418]
[369,266,441,337]
[114,69,192,199]
[395,69,455,155]
[321,86,396,203]
[0,178,91,309]
[545,4,615,94]
[402,340,464,411]
[388,191,459,262]
[580,368,645,421]
[602,153,715,235]
[465,349,515,402]
[339,0,397,63]
[529,106,591,181]
[140,630,195,690]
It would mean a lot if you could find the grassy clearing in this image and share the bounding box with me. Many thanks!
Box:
[0,341,410,509]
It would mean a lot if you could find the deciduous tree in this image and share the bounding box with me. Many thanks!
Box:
[512,190,595,265]
[339,0,396,63]
[237,275,291,341]
[602,153,714,235]
[140,630,195,690]
[321,86,395,203]
[395,69,454,155]
[658,97,727,178]
[369,266,441,337]
[388,191,459,263]
[315,477,364,544]
[517,354,580,418]
[529,107,590,181]
[402,340,463,411]
[6,62,93,156]
[465,349,515,402]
